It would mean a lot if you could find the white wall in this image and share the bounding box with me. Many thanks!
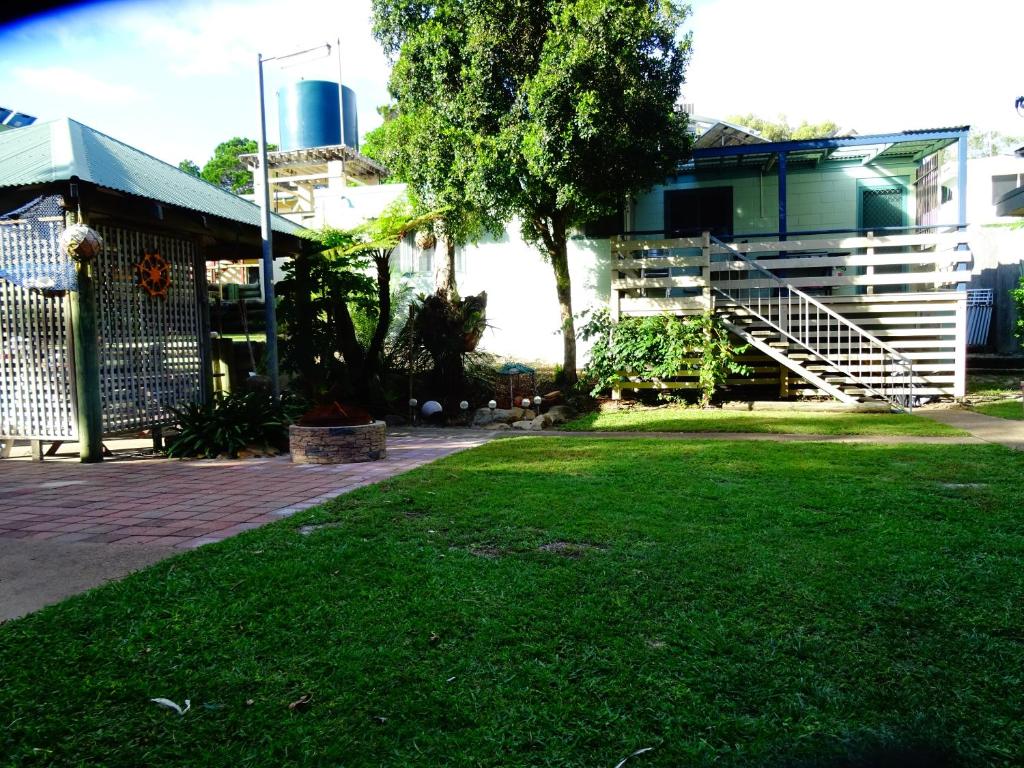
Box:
[280,183,611,365]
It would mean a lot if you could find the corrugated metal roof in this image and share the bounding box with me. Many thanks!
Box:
[0,118,306,237]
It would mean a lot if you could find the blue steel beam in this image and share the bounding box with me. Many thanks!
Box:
[957,133,968,230]
[778,152,787,239]
[692,127,969,160]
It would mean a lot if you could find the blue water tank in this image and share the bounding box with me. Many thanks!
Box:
[277,80,359,151]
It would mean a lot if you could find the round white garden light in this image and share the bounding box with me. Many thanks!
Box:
[488,400,497,410]
[521,398,530,409]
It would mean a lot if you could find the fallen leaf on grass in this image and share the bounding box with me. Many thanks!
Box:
[150,698,190,716]
[288,693,313,711]
[613,747,653,768]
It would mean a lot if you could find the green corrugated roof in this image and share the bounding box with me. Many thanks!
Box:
[0,118,306,237]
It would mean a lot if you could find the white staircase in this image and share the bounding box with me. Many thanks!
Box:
[709,236,914,411]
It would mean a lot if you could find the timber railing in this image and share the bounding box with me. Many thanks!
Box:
[610,229,970,398]
[709,236,914,410]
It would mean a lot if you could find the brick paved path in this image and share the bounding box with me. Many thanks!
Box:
[0,429,493,550]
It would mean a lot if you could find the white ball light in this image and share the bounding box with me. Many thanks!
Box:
[459,400,469,410]
[521,398,530,409]
[488,400,497,410]
[408,398,418,408]
[533,395,542,405]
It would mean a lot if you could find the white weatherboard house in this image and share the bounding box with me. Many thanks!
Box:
[254,117,975,406]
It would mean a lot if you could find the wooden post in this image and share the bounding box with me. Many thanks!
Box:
[70,257,103,463]
[701,231,712,310]
[195,241,214,404]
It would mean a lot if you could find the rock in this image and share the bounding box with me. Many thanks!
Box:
[531,413,552,430]
[722,401,751,411]
[509,407,525,420]
[545,405,576,425]
[472,407,494,426]
[522,409,536,420]
[511,420,534,430]
[484,422,511,431]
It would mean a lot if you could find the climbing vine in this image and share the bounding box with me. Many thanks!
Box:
[578,309,750,407]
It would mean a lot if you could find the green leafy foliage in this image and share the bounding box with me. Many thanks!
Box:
[177,159,201,177]
[166,391,302,459]
[371,0,694,385]
[1012,273,1024,346]
[199,137,276,195]
[579,308,750,407]
[277,201,439,406]
[724,113,840,141]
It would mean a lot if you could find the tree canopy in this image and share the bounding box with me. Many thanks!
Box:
[725,113,841,142]
[177,159,201,177]
[372,0,694,385]
[199,137,274,195]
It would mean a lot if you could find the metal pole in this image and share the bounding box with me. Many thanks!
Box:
[336,37,346,147]
[257,52,281,399]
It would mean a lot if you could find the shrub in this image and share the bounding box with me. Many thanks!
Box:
[578,309,750,407]
[166,391,304,459]
[1012,274,1024,346]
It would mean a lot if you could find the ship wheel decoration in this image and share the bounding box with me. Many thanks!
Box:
[135,249,171,299]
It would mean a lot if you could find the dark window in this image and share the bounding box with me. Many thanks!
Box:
[940,185,953,204]
[664,187,733,238]
[583,208,624,238]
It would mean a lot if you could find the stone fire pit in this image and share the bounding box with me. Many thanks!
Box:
[289,421,387,464]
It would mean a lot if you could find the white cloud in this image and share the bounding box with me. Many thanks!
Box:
[12,65,144,104]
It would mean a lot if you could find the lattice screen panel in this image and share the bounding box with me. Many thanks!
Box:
[0,211,76,440]
[95,226,203,434]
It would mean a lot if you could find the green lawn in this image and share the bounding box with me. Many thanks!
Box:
[2,439,1022,766]
[971,399,1024,420]
[562,406,967,436]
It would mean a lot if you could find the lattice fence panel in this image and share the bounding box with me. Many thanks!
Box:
[95,226,203,434]
[0,209,76,440]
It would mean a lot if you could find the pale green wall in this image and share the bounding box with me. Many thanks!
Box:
[632,162,919,236]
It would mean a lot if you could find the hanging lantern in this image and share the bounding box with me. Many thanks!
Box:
[59,224,103,263]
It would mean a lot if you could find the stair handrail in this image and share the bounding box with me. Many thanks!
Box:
[709,235,914,410]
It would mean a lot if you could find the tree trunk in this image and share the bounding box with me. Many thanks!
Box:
[437,238,458,299]
[364,251,393,380]
[547,217,578,387]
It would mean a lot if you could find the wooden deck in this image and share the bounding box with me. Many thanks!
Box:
[611,231,970,399]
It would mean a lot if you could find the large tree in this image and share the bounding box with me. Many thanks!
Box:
[363,106,499,298]
[200,137,275,195]
[372,0,693,386]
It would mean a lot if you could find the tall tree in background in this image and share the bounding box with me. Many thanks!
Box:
[372,0,693,386]
[363,106,500,297]
[725,114,840,141]
[200,137,275,195]
[177,159,201,177]
[968,130,1024,158]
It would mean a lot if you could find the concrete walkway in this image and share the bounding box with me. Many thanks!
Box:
[0,429,493,621]
[916,408,1024,451]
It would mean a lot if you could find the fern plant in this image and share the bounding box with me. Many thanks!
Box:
[166,391,303,459]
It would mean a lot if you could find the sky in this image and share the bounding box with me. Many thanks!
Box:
[0,0,1021,169]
